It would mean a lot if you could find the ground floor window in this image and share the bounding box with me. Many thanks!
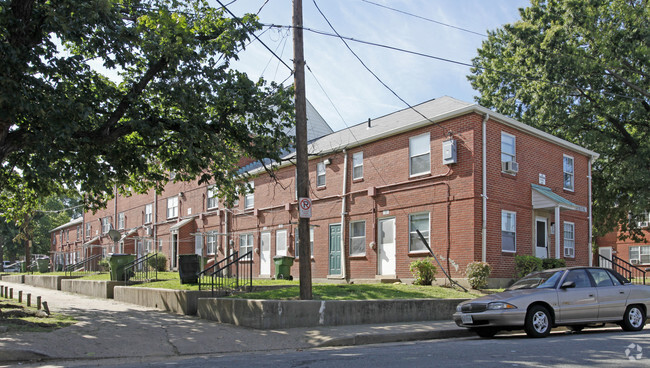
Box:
[563,222,575,258]
[501,210,516,252]
[240,233,253,259]
[350,221,366,256]
[630,245,650,265]
[409,212,430,252]
[276,229,287,256]
[294,227,314,258]
[207,234,217,255]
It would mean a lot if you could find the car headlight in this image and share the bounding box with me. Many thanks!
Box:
[487,302,517,310]
[456,304,463,312]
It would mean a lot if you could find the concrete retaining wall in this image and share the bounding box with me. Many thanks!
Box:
[0,275,25,283]
[61,279,122,299]
[114,287,214,315]
[197,298,468,329]
[24,275,80,290]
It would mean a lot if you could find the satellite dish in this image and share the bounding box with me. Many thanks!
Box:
[108,229,122,242]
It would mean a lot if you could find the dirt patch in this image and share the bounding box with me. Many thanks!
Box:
[0,302,75,333]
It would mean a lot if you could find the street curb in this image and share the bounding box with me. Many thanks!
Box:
[316,329,475,347]
[0,348,49,362]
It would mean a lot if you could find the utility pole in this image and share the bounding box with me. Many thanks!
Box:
[293,0,312,300]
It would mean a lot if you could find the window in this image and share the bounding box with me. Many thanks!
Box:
[317,162,326,187]
[207,186,218,209]
[167,196,178,219]
[239,233,253,259]
[206,234,217,255]
[350,221,366,256]
[118,212,125,230]
[60,230,64,244]
[630,245,650,264]
[52,235,56,246]
[85,223,91,239]
[66,229,69,242]
[587,268,619,287]
[76,225,81,240]
[564,222,575,258]
[101,217,111,234]
[564,269,592,288]
[409,212,430,252]
[352,152,363,180]
[501,132,516,163]
[563,155,574,191]
[295,227,314,258]
[145,239,154,254]
[276,229,287,256]
[409,133,430,176]
[145,203,153,224]
[244,182,254,209]
[501,211,516,252]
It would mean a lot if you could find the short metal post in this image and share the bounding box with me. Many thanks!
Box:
[26,293,31,307]
[37,296,42,310]
[9,288,13,299]
[18,290,22,303]
[42,301,50,315]
[0,285,3,297]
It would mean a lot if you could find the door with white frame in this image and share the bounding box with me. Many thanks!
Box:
[260,232,271,276]
[377,217,396,276]
[599,247,613,268]
[535,217,548,259]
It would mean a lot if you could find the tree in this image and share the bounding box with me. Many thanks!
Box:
[468,0,650,239]
[0,0,295,225]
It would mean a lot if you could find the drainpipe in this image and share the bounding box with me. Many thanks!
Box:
[153,191,158,251]
[588,157,593,267]
[481,113,490,262]
[340,149,348,280]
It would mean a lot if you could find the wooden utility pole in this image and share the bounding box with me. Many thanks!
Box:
[293,0,312,300]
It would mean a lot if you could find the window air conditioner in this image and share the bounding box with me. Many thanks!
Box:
[502,161,519,173]
[145,226,152,236]
[638,221,649,228]
[631,259,640,265]
[564,248,574,257]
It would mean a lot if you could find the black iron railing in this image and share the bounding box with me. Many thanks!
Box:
[598,254,646,285]
[123,253,159,285]
[65,254,102,276]
[198,251,253,296]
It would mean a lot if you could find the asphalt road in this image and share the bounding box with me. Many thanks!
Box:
[17,327,650,368]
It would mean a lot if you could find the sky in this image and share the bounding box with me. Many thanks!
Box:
[222,0,531,132]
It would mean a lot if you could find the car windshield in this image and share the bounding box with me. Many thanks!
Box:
[507,270,564,290]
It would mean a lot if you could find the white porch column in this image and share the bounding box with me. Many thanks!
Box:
[555,206,561,259]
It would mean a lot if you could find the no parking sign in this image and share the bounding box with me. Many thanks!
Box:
[299,197,312,218]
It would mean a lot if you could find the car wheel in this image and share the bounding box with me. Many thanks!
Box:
[473,327,499,338]
[525,305,552,338]
[621,305,646,332]
[568,325,585,332]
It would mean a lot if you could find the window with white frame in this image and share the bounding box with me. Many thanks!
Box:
[240,233,253,259]
[409,133,430,176]
[563,155,574,191]
[630,245,650,265]
[118,212,125,230]
[66,229,70,242]
[564,222,575,257]
[501,132,516,164]
[276,229,287,256]
[101,217,111,234]
[207,186,218,209]
[145,239,153,254]
[167,196,178,219]
[206,234,217,255]
[352,152,363,180]
[244,182,254,209]
[409,212,430,252]
[501,210,516,252]
[317,162,326,187]
[145,203,153,224]
[350,221,366,256]
[295,227,314,258]
[85,222,91,238]
[76,225,81,240]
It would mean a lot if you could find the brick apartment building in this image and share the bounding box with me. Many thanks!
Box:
[596,216,650,269]
[51,97,598,285]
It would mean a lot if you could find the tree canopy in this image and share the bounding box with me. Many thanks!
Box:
[0,0,294,224]
[469,0,650,239]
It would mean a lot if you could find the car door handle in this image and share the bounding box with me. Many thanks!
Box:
[589,294,594,297]
[620,291,625,294]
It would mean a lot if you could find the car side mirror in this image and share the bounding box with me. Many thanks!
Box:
[561,281,576,289]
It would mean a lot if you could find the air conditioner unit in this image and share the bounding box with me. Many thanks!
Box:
[502,161,519,173]
[638,221,649,228]
[631,259,640,265]
[564,248,574,257]
[144,226,152,236]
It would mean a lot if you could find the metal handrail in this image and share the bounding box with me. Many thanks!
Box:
[123,253,159,285]
[197,252,238,290]
[598,254,646,285]
[199,251,253,296]
[64,254,102,276]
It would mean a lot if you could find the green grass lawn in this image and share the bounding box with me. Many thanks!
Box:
[0,300,76,333]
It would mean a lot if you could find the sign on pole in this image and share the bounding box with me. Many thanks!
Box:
[299,197,312,218]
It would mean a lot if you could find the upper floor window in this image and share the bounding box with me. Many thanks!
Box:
[85,222,91,238]
[145,203,153,224]
[501,210,516,252]
[207,186,218,210]
[409,133,430,176]
[118,212,125,230]
[76,225,81,240]
[317,162,326,187]
[101,217,111,234]
[350,221,366,256]
[244,182,254,209]
[563,155,574,191]
[501,132,516,163]
[409,212,430,252]
[352,152,363,180]
[564,221,575,258]
[167,196,178,219]
[630,245,650,265]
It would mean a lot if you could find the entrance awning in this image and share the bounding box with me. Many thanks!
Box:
[531,184,587,212]
[82,236,101,247]
[170,217,196,232]
[119,228,139,242]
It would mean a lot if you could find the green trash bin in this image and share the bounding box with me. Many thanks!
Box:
[108,254,136,281]
[273,256,295,280]
[178,254,200,284]
[36,258,50,273]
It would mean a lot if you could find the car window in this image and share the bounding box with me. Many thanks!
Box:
[587,268,615,287]
[605,269,624,285]
[564,269,592,288]
[507,270,563,290]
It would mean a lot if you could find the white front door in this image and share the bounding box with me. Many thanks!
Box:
[535,217,548,259]
[260,232,271,276]
[599,247,613,268]
[378,217,396,276]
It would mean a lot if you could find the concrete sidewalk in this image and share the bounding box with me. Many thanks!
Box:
[0,281,473,364]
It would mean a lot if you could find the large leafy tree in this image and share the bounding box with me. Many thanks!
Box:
[469,0,649,239]
[0,0,294,225]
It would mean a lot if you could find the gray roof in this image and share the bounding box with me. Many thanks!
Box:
[284,99,334,142]
[50,217,83,233]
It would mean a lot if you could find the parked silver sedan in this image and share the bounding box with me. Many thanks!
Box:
[453,267,650,338]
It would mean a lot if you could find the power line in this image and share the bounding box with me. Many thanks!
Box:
[360,0,488,37]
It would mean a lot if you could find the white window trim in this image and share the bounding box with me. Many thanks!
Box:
[352,152,363,180]
[207,186,218,210]
[563,221,575,258]
[244,182,254,210]
[349,220,366,256]
[408,212,431,253]
[276,229,288,256]
[118,212,125,230]
[294,227,314,259]
[501,131,516,164]
[144,203,153,224]
[317,162,326,187]
[206,234,217,255]
[167,197,178,219]
[240,233,253,260]
[501,210,517,253]
[409,133,431,177]
[630,245,650,264]
[563,154,575,192]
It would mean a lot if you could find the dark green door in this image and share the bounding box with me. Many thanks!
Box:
[329,224,341,275]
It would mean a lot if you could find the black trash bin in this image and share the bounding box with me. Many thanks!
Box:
[178,254,200,284]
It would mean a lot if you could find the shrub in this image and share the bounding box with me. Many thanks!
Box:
[466,261,492,289]
[542,258,566,270]
[409,258,437,285]
[515,255,543,279]
[98,259,109,272]
[147,253,168,272]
